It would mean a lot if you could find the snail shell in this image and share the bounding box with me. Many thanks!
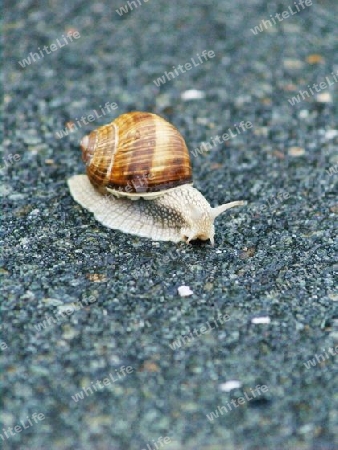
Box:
[68,111,246,244]
[81,111,192,198]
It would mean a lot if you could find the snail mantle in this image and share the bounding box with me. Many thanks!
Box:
[67,111,246,244]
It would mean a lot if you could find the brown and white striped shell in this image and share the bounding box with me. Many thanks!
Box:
[81,111,192,198]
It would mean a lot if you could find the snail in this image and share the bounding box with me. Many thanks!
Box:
[67,111,246,244]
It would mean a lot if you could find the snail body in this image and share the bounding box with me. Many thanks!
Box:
[68,112,246,244]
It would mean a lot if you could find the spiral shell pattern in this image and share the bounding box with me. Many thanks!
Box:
[80,112,192,195]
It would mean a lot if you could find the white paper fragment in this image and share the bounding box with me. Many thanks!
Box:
[325,129,338,139]
[181,89,205,100]
[251,316,271,324]
[219,380,242,392]
[316,92,332,103]
[178,285,194,297]
[288,147,305,156]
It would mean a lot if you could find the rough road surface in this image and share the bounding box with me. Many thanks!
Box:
[2,0,338,449]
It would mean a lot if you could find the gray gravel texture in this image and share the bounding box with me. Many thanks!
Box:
[2,0,338,449]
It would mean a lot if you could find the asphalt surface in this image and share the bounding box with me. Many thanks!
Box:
[2,1,338,449]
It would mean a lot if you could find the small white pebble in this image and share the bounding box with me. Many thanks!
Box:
[62,327,78,340]
[181,89,205,101]
[178,285,194,297]
[325,129,338,139]
[299,110,309,119]
[28,208,40,217]
[283,59,304,70]
[19,237,30,246]
[43,298,63,306]
[196,117,210,125]
[316,92,332,103]
[219,380,242,392]
[251,316,271,324]
[57,304,75,313]
[288,146,305,156]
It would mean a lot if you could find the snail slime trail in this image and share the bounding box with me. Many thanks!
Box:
[68,111,246,243]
